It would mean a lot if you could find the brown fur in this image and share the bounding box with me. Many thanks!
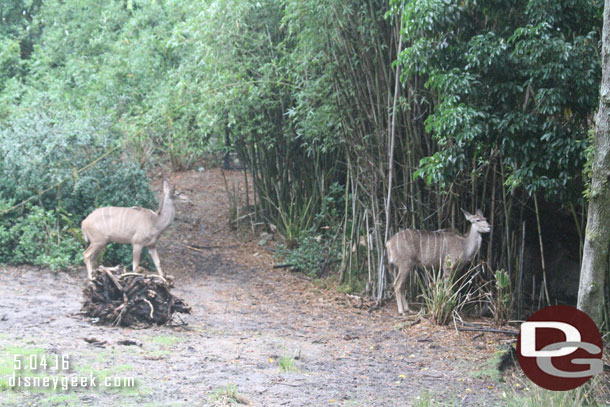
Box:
[386,209,491,314]
[81,180,175,280]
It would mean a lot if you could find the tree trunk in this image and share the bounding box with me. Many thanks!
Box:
[577,0,610,328]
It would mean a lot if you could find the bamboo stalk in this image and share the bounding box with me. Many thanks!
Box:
[533,192,551,306]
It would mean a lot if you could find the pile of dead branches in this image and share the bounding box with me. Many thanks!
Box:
[81,266,191,327]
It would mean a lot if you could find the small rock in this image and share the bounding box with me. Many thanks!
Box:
[117,339,141,347]
[258,239,268,246]
[175,192,191,202]
[197,167,205,172]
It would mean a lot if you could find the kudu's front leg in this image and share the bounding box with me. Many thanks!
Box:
[393,268,411,314]
[83,242,106,280]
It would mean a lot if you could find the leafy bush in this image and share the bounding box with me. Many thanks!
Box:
[397,0,601,202]
[275,230,340,277]
[0,204,81,270]
[489,269,512,325]
[0,107,156,269]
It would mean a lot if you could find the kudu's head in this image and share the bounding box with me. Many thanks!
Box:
[157,179,176,220]
[461,209,491,234]
[162,179,174,198]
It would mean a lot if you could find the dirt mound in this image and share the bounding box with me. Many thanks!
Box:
[81,266,191,326]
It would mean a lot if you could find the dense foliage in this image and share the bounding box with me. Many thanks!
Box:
[0,0,605,318]
[0,108,156,268]
[398,0,601,200]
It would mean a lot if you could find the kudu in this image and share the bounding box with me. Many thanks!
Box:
[386,209,491,314]
[81,180,175,280]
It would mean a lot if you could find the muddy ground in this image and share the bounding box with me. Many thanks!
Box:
[0,169,515,406]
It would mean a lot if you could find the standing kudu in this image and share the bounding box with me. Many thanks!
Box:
[386,209,491,314]
[81,180,175,280]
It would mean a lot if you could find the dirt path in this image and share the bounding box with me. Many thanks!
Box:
[0,169,507,406]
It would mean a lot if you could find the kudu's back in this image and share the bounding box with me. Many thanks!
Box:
[82,207,160,246]
[386,229,465,270]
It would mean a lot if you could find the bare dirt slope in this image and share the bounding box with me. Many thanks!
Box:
[0,169,508,407]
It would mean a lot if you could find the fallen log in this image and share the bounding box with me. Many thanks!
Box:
[81,266,191,327]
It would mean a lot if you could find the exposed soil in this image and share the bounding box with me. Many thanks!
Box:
[0,169,515,407]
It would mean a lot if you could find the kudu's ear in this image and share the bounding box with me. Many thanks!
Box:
[460,208,474,221]
[475,209,485,218]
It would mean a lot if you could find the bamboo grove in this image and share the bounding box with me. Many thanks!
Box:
[216,0,603,317]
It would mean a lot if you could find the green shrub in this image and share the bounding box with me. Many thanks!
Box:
[275,230,340,277]
[0,204,81,269]
[0,107,156,269]
[278,356,297,372]
[418,265,482,325]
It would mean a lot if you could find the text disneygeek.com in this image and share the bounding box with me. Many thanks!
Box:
[7,372,136,391]
[6,354,136,391]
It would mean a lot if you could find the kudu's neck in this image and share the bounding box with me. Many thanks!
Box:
[463,224,482,261]
[155,193,175,232]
